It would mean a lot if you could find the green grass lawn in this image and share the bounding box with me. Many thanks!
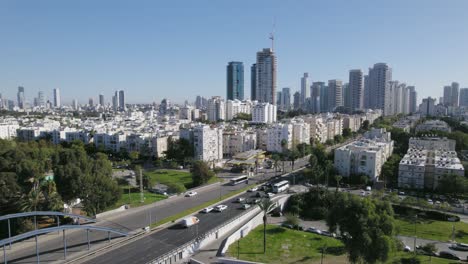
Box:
[106,185,167,210]
[396,216,468,243]
[227,225,345,264]
[144,169,193,188]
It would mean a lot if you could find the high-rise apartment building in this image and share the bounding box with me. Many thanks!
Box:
[460,88,468,107]
[37,91,45,107]
[311,82,324,113]
[419,97,436,117]
[112,91,119,111]
[250,64,257,100]
[281,87,291,111]
[226,61,244,100]
[207,96,225,121]
[17,86,25,109]
[99,94,105,106]
[327,79,343,112]
[349,69,364,110]
[367,63,392,113]
[53,88,61,108]
[300,73,310,107]
[343,83,351,110]
[255,48,277,105]
[118,90,125,111]
[443,82,459,107]
[293,91,300,110]
[408,86,418,113]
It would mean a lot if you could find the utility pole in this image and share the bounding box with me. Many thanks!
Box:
[140,168,144,203]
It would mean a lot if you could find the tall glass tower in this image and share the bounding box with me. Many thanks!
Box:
[226,61,244,100]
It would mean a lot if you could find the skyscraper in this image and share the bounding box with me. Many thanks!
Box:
[255,48,277,105]
[281,87,291,111]
[451,82,459,107]
[17,86,25,109]
[343,83,351,109]
[99,94,105,106]
[293,91,300,110]
[460,88,468,107]
[407,86,418,114]
[443,85,452,106]
[89,98,94,107]
[207,96,225,121]
[112,91,119,111]
[250,64,257,100]
[363,74,370,108]
[300,73,310,107]
[37,91,45,107]
[53,88,61,108]
[368,63,392,113]
[226,62,244,100]
[328,79,343,112]
[349,69,364,110]
[118,90,125,111]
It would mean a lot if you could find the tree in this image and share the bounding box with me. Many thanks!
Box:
[289,150,300,171]
[421,243,437,263]
[334,135,344,144]
[327,195,396,264]
[361,120,370,131]
[258,198,275,254]
[165,138,194,164]
[271,154,281,176]
[190,161,215,186]
[284,213,299,227]
[437,174,467,197]
[342,128,352,138]
[381,154,402,188]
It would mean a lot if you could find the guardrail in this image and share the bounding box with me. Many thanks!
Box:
[146,205,259,264]
[147,195,288,264]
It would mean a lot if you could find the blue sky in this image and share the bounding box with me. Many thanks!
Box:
[1,0,467,104]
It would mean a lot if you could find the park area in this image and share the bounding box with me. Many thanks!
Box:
[396,217,468,244]
[227,225,460,264]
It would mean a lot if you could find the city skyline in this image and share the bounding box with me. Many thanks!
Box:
[1,1,468,103]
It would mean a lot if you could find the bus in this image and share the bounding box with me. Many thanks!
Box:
[230,175,248,185]
[272,180,289,193]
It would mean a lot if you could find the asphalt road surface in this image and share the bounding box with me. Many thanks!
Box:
[0,157,309,264]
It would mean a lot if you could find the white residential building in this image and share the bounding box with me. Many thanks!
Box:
[65,131,91,144]
[291,119,310,146]
[415,120,451,133]
[266,123,292,153]
[252,102,277,124]
[94,132,127,152]
[225,100,252,120]
[0,122,19,139]
[151,136,170,158]
[207,96,225,122]
[193,125,223,162]
[179,105,193,121]
[223,130,257,157]
[334,128,393,181]
[398,137,464,189]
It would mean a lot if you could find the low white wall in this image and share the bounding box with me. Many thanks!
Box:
[218,257,262,264]
[95,205,127,219]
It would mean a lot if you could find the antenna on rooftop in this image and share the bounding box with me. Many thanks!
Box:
[269,17,276,51]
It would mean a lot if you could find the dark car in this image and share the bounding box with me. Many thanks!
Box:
[438,251,460,260]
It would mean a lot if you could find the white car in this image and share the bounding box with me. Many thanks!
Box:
[360,190,366,196]
[267,193,275,198]
[202,207,213,213]
[306,227,322,235]
[215,204,228,212]
[247,187,258,192]
[236,197,246,203]
[185,191,197,197]
[427,199,433,205]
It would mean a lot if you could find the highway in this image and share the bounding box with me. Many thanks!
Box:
[0,157,310,264]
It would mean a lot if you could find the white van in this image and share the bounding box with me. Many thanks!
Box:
[181,216,200,228]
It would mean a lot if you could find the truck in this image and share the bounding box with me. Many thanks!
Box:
[181,216,200,228]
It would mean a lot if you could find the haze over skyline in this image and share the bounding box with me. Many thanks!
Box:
[1,0,468,104]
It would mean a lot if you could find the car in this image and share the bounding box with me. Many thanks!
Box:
[241,204,251,210]
[438,251,460,260]
[450,242,468,251]
[185,191,197,197]
[248,198,261,204]
[267,192,275,198]
[365,186,372,191]
[321,231,336,237]
[403,245,412,252]
[201,207,213,213]
[435,200,441,206]
[236,197,246,203]
[281,223,294,229]
[427,199,433,205]
[398,191,405,195]
[214,204,228,212]
[360,190,366,196]
[247,187,258,192]
[306,227,322,235]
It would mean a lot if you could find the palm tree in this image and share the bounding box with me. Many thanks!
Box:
[271,154,280,177]
[258,198,276,254]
